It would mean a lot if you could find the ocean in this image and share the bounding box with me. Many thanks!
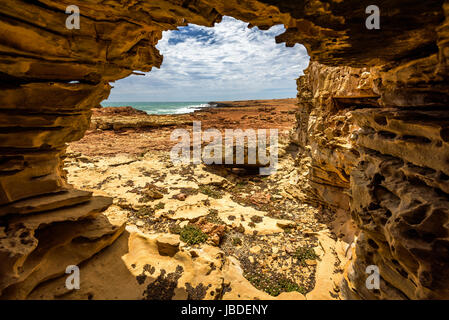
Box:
[101,101,212,115]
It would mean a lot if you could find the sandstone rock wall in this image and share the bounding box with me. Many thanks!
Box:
[294,3,449,299]
[293,62,376,214]
[344,4,449,299]
[0,0,448,299]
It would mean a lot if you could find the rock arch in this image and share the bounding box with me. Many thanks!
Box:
[0,0,448,299]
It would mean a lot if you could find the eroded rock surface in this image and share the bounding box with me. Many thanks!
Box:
[0,0,448,300]
[32,142,346,300]
[292,12,449,298]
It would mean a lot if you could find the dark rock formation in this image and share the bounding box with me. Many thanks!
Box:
[0,0,448,299]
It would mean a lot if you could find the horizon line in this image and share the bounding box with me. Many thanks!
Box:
[102,97,296,104]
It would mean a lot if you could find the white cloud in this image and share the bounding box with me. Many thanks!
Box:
[106,16,309,102]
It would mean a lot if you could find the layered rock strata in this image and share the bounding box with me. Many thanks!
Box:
[293,61,376,215]
[344,106,449,299]
[293,3,449,298]
[0,0,448,299]
[343,4,449,299]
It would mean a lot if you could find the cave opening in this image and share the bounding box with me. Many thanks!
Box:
[1,0,448,302]
[69,16,310,172]
[104,16,309,106]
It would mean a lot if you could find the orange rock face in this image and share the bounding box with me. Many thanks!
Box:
[0,0,448,300]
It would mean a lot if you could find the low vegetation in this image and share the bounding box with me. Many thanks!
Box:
[293,247,318,266]
[154,202,165,210]
[206,209,225,225]
[199,185,223,199]
[232,237,242,246]
[245,272,306,296]
[180,225,208,245]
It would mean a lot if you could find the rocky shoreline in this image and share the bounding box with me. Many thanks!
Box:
[48,99,350,300]
[70,99,298,156]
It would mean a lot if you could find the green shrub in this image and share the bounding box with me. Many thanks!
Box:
[293,247,317,265]
[180,225,208,245]
[232,237,242,246]
[154,202,165,210]
[245,273,305,296]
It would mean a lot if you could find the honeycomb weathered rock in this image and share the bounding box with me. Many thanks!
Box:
[0,0,448,299]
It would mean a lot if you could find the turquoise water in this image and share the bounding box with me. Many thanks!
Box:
[101,101,211,115]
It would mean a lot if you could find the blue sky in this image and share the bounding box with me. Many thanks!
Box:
[106,17,310,102]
